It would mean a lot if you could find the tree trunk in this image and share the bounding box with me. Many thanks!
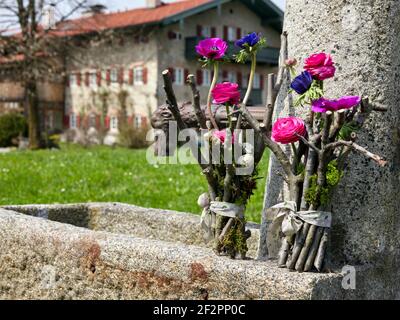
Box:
[26,80,41,150]
[261,0,400,297]
[118,90,128,129]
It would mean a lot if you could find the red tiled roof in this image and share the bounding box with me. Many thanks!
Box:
[54,0,213,36]
[0,1,215,65]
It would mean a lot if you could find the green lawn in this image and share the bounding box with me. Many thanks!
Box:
[0,144,268,222]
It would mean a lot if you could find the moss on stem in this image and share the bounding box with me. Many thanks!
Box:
[305,160,343,207]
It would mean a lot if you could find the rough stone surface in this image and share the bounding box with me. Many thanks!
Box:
[261,0,400,297]
[3,203,259,258]
[0,205,351,300]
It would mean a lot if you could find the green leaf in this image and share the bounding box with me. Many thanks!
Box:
[339,121,359,140]
[293,80,324,107]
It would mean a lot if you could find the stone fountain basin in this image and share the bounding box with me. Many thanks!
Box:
[0,203,346,300]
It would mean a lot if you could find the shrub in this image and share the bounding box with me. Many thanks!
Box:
[119,125,150,149]
[0,113,28,147]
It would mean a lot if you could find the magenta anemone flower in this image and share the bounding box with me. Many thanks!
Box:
[312,96,361,113]
[195,38,228,60]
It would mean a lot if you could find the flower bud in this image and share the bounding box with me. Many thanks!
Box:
[285,58,297,67]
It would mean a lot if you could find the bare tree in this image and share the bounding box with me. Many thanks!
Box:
[0,0,107,149]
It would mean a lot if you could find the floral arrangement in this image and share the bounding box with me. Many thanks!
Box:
[240,34,387,272]
[161,32,268,258]
[159,31,387,268]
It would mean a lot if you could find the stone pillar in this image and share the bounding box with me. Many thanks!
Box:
[261,0,400,297]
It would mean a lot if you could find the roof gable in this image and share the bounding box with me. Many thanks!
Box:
[55,0,283,36]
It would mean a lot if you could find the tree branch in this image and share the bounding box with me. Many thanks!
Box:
[295,133,321,154]
[162,69,186,130]
[325,140,387,167]
[263,73,275,131]
[329,109,346,140]
[240,105,295,181]
[274,31,288,92]
[187,74,207,129]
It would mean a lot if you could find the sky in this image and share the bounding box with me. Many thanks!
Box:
[94,0,285,12]
[0,0,284,33]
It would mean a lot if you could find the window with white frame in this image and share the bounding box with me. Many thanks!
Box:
[174,68,184,85]
[228,27,236,41]
[5,102,19,110]
[70,113,77,129]
[171,31,182,40]
[90,73,97,87]
[227,71,237,84]
[202,26,211,38]
[134,66,144,85]
[253,73,261,89]
[202,69,211,86]
[110,69,118,83]
[69,74,77,86]
[135,115,142,128]
[110,116,118,130]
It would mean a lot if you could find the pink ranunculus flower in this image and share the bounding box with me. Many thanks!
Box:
[195,38,228,60]
[272,117,307,145]
[312,96,361,113]
[213,129,235,144]
[304,52,336,80]
[212,82,241,105]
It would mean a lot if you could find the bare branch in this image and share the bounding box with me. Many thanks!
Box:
[295,133,320,154]
[162,69,186,130]
[187,74,207,129]
[240,105,294,180]
[322,112,333,145]
[274,31,288,92]
[326,140,387,167]
[263,73,275,131]
[371,102,388,112]
[161,70,220,204]
[329,109,346,140]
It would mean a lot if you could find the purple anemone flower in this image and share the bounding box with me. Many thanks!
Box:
[290,71,313,94]
[312,96,361,113]
[235,32,260,49]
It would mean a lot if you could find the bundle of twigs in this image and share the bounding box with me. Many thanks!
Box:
[240,32,387,272]
[161,71,261,259]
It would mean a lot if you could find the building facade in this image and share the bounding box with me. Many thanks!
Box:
[0,61,65,133]
[0,0,283,143]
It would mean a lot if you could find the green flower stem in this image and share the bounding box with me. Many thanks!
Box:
[235,51,256,131]
[207,62,220,130]
[291,143,298,157]
[291,142,299,172]
[289,66,297,78]
[226,105,232,129]
[243,52,257,106]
